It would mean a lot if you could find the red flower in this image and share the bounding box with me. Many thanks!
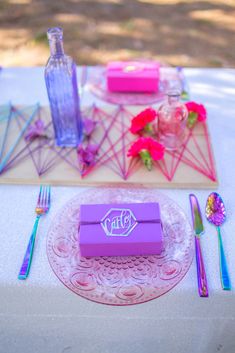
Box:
[128,137,165,160]
[185,101,207,122]
[130,108,157,134]
[128,137,165,170]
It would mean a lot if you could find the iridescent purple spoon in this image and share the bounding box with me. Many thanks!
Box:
[205,192,231,290]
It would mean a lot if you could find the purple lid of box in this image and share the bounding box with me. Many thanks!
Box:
[80,202,160,223]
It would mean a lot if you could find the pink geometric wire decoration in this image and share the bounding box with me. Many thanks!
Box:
[47,188,194,305]
[0,103,217,184]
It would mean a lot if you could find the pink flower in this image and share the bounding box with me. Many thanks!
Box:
[196,104,207,122]
[25,119,47,141]
[130,108,157,134]
[77,144,98,166]
[128,137,165,160]
[185,101,207,122]
[127,137,165,170]
[83,118,97,137]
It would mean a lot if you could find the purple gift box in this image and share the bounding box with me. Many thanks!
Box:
[79,202,163,257]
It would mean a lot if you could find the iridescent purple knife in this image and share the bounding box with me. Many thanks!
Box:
[189,194,209,297]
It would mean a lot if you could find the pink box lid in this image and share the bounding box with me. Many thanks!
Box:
[106,61,160,78]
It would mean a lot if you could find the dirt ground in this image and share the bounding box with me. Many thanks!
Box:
[0,0,235,67]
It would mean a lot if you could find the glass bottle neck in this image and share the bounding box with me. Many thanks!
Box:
[49,39,65,57]
[167,92,180,105]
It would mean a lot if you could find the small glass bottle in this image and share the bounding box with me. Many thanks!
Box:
[45,27,82,147]
[158,91,188,150]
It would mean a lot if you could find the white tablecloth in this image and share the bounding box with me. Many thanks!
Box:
[0,67,235,353]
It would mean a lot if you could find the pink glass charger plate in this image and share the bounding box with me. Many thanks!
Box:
[87,66,183,106]
[47,188,194,305]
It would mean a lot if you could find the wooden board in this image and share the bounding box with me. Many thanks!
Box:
[0,105,218,189]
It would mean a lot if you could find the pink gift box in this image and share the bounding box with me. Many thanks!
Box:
[79,202,163,257]
[106,61,160,93]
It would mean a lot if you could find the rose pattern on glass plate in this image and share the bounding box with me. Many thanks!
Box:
[47,188,193,305]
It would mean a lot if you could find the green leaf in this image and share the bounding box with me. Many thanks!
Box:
[144,123,153,134]
[187,112,198,128]
[139,150,152,171]
[181,90,190,101]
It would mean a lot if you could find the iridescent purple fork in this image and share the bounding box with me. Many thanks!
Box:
[18,185,51,280]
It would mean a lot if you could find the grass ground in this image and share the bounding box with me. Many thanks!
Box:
[0,0,235,67]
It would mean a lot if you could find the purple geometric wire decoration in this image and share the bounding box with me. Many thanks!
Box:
[0,103,217,184]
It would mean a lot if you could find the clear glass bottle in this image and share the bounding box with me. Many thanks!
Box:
[158,91,188,150]
[45,27,82,147]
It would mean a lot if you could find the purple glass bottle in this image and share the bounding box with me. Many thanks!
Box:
[45,27,82,147]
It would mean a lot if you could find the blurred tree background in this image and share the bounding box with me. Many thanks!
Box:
[0,0,235,67]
